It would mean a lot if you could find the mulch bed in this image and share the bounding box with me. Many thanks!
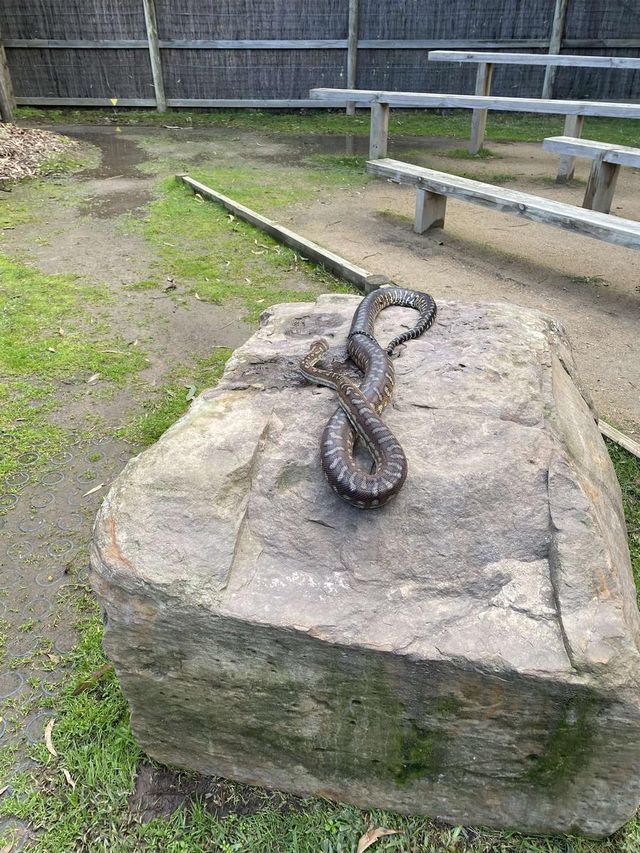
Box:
[0,122,78,183]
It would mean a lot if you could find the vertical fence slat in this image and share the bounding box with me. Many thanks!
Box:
[0,40,16,122]
[346,0,359,116]
[542,0,570,99]
[142,0,166,113]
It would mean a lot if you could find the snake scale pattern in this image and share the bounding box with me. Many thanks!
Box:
[300,287,437,509]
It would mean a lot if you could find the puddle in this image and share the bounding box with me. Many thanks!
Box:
[44,124,455,219]
[51,126,154,219]
[57,126,149,180]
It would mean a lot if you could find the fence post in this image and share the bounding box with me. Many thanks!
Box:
[0,40,16,122]
[542,0,569,99]
[142,0,166,113]
[346,0,359,116]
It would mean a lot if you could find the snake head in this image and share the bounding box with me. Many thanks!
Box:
[301,338,330,368]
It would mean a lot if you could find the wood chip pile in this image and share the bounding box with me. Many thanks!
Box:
[0,123,78,183]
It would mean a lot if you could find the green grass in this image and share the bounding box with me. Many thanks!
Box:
[607,441,640,601]
[2,446,639,852]
[0,254,147,479]
[442,147,501,160]
[119,348,232,447]
[37,148,98,177]
[456,171,517,185]
[16,107,640,147]
[566,275,608,286]
[130,172,355,321]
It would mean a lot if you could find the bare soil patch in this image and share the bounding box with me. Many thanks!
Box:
[129,763,302,823]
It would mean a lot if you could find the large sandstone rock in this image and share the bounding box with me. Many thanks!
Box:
[90,295,640,837]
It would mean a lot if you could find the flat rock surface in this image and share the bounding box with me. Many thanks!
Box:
[91,295,640,837]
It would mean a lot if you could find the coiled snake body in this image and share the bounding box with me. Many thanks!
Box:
[300,287,437,509]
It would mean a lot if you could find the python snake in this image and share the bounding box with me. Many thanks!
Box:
[300,287,437,509]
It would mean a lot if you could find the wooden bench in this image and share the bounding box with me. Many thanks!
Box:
[543,136,640,213]
[365,157,640,251]
[309,88,640,182]
[428,51,640,155]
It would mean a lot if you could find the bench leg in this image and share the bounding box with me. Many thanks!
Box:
[556,114,585,183]
[415,188,447,233]
[369,102,389,159]
[469,62,494,155]
[582,157,620,214]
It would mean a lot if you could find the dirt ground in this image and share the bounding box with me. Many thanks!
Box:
[10,123,637,439]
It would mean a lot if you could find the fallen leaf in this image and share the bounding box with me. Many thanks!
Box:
[194,292,202,301]
[356,827,398,853]
[127,339,139,347]
[62,768,76,789]
[47,653,60,665]
[185,385,196,401]
[44,718,57,757]
[58,328,65,336]
[47,347,56,353]
[82,482,105,497]
[87,373,101,384]
[110,97,118,106]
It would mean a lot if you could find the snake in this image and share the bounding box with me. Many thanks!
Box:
[299,286,437,509]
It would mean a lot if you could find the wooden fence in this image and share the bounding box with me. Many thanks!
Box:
[1,0,639,114]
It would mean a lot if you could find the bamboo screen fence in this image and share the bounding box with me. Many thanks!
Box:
[0,0,639,112]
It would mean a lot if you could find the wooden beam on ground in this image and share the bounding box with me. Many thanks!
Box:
[469,61,494,154]
[346,0,359,116]
[179,175,389,294]
[142,0,166,113]
[542,0,570,98]
[599,421,640,461]
[0,40,15,122]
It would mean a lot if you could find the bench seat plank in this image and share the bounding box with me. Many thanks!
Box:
[366,158,640,250]
[310,88,640,119]
[428,51,640,69]
[543,136,640,169]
